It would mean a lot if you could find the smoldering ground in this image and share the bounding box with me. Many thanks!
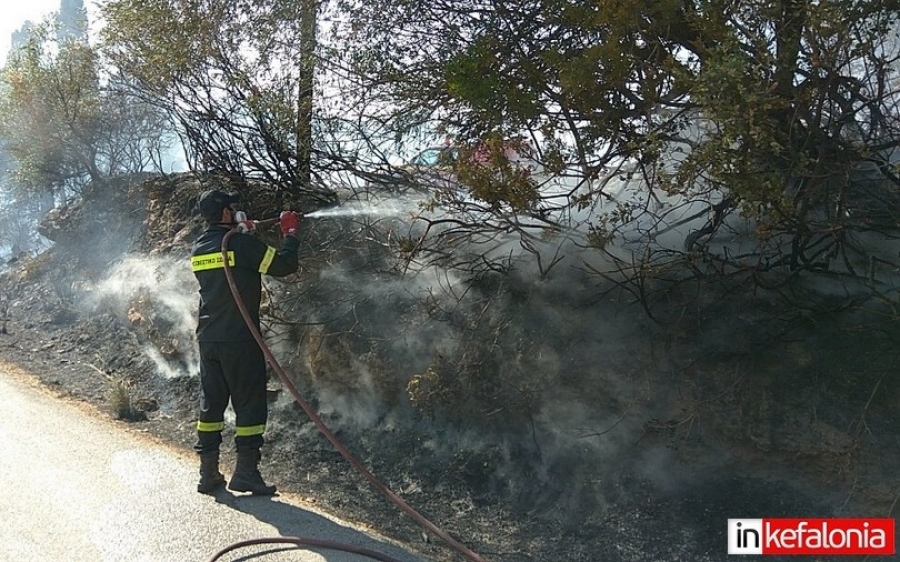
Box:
[21,174,897,561]
[74,188,701,487]
[85,255,200,378]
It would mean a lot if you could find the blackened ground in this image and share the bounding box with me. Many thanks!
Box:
[0,282,894,562]
[1,173,897,562]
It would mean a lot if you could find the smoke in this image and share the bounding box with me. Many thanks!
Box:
[279,158,889,517]
[142,345,192,379]
[60,156,895,520]
[286,203,700,512]
[84,255,199,379]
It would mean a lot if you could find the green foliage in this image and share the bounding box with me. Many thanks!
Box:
[343,0,900,293]
[4,0,898,315]
[0,29,100,196]
[455,136,540,212]
[445,35,543,127]
[0,24,168,200]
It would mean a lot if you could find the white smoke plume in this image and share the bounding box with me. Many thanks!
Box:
[84,254,199,378]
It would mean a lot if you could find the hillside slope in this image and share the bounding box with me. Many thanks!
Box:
[1,172,897,561]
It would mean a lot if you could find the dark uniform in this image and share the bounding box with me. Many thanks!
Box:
[190,224,299,455]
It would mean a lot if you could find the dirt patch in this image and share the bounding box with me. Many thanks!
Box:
[1,172,897,562]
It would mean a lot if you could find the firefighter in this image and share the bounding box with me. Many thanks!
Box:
[190,189,302,495]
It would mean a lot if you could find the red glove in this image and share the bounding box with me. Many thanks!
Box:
[279,211,302,236]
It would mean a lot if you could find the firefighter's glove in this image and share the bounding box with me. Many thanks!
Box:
[237,219,256,233]
[279,211,302,236]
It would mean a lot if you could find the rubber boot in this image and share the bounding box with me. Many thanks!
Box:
[197,451,225,494]
[228,449,276,495]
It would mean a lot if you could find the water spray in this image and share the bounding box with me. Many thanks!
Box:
[304,200,411,219]
[245,200,415,224]
[304,208,367,219]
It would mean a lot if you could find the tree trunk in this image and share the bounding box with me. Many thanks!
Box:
[296,0,317,192]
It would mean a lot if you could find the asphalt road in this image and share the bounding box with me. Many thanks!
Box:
[0,364,427,562]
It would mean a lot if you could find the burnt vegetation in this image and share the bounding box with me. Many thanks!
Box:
[1,1,900,561]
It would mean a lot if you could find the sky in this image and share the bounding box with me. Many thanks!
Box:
[0,0,99,65]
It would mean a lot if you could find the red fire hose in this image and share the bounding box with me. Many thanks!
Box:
[206,536,406,562]
[212,225,488,562]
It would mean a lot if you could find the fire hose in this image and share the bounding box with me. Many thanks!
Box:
[209,221,488,562]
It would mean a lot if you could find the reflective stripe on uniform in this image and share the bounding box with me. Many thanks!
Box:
[192,251,235,272]
[258,247,276,274]
[235,424,266,437]
[197,420,225,432]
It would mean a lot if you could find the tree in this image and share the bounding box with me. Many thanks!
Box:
[340,0,900,311]
[100,0,332,205]
[0,23,170,201]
